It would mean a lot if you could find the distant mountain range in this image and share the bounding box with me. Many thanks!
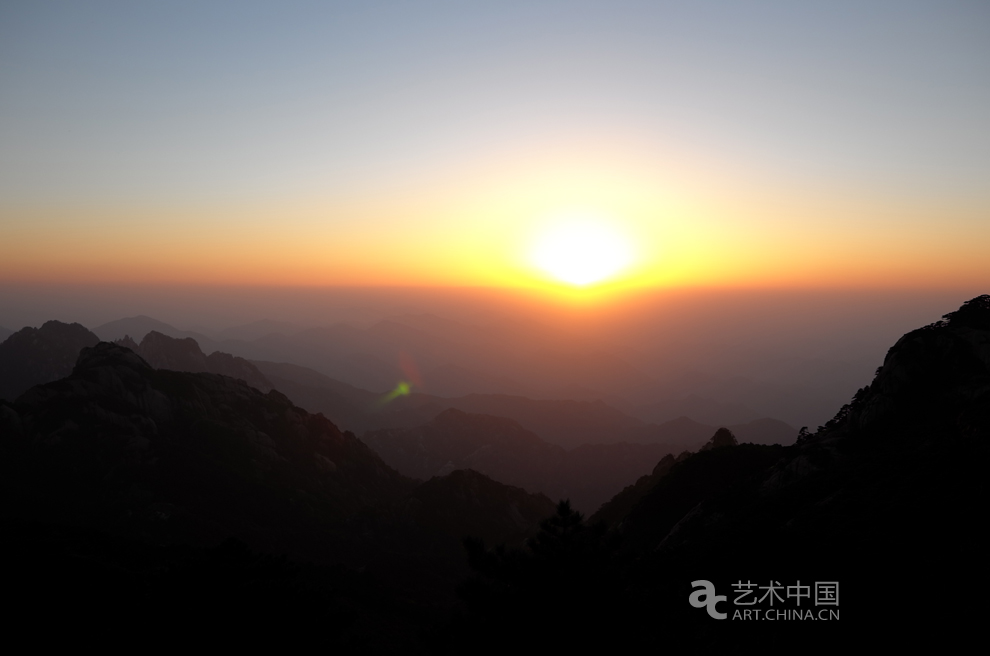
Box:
[367,409,620,513]
[98,330,799,513]
[86,313,853,428]
[0,321,799,515]
[0,341,555,559]
[0,340,560,649]
[253,357,798,449]
[116,330,274,392]
[362,408,793,514]
[1,295,987,648]
[8,324,793,451]
[0,313,802,521]
[93,314,218,347]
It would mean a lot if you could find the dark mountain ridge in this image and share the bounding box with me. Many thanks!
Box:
[0,342,552,559]
[1,340,562,649]
[448,295,990,650]
[403,469,556,548]
[94,314,217,348]
[0,343,410,555]
[653,295,989,553]
[3,296,986,649]
[0,320,99,400]
[118,330,274,392]
[0,338,552,574]
[364,408,726,514]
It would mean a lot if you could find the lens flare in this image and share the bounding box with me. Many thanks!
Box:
[380,381,411,405]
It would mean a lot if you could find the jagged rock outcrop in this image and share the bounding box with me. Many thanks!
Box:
[699,427,738,450]
[116,330,274,392]
[114,334,140,350]
[0,321,99,400]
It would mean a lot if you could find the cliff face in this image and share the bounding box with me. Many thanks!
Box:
[608,296,990,548]
[841,294,990,439]
[576,296,990,645]
[0,321,99,400]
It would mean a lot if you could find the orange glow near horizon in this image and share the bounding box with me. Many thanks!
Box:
[2,141,988,294]
[2,5,989,303]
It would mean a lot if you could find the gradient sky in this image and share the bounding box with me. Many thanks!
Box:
[1,1,988,290]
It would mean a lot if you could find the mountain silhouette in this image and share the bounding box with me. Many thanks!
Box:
[86,302,877,430]
[364,408,708,513]
[252,359,383,430]
[445,295,990,649]
[118,330,274,392]
[586,450,689,528]
[6,295,986,648]
[0,342,412,557]
[253,357,797,448]
[0,320,99,400]
[0,341,562,650]
[403,469,556,547]
[93,314,218,347]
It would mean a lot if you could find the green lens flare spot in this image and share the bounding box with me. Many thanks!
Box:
[379,381,412,405]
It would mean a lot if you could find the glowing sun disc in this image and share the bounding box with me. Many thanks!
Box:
[531,220,633,286]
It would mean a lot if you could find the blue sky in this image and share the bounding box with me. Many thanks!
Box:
[1,1,988,288]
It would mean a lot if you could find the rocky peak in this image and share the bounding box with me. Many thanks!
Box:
[941,294,990,330]
[0,320,100,400]
[114,335,140,350]
[74,341,154,376]
[650,453,675,476]
[810,295,990,440]
[138,330,209,371]
[121,330,273,393]
[700,427,738,450]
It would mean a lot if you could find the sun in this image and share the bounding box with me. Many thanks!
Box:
[530,217,634,286]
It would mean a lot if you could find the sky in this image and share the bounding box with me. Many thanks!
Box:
[1,0,988,291]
